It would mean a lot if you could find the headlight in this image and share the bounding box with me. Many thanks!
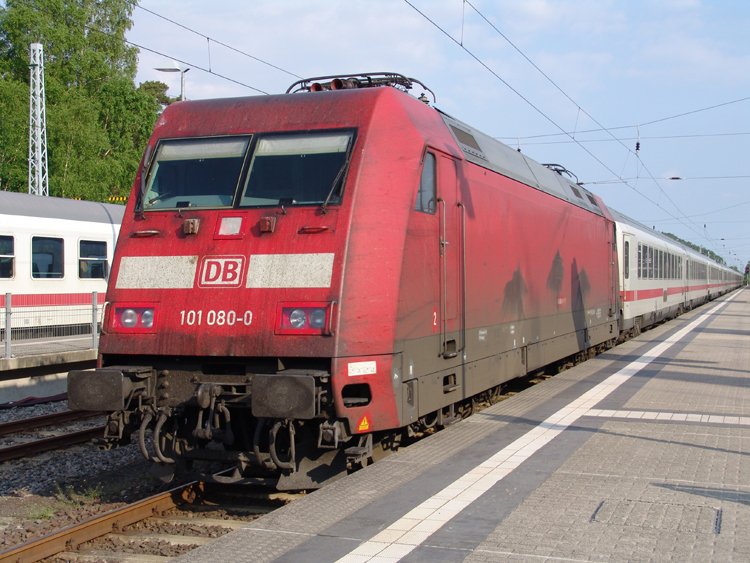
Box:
[140,309,155,328]
[113,305,157,332]
[120,309,138,328]
[289,309,307,329]
[277,303,334,335]
[309,309,326,328]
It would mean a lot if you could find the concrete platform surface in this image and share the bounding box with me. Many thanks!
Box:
[178,288,750,562]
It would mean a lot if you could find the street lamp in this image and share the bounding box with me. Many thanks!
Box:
[155,65,190,101]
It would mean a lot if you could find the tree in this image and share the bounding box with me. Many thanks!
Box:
[0,0,165,201]
[0,76,28,191]
[663,232,726,266]
[138,80,175,106]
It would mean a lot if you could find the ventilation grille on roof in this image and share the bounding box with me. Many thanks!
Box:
[450,125,486,160]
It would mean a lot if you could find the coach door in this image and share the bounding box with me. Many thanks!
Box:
[622,233,635,307]
[437,153,463,359]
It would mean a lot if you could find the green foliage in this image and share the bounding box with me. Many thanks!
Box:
[0,0,166,201]
[662,232,726,266]
[0,76,28,191]
[27,504,56,520]
[54,482,103,506]
[139,79,175,106]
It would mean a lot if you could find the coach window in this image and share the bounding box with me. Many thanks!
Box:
[32,237,63,279]
[650,247,655,279]
[416,152,437,214]
[659,250,664,279]
[638,243,643,280]
[623,241,630,279]
[0,235,13,278]
[649,248,655,279]
[79,240,108,279]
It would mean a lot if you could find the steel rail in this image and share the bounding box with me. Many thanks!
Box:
[0,426,105,462]
[0,482,202,563]
[0,410,102,438]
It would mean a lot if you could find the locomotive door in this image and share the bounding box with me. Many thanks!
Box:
[437,153,462,359]
[622,233,635,299]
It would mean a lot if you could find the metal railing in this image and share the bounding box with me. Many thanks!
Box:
[2,292,100,359]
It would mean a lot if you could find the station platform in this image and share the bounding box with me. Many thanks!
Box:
[0,347,95,372]
[179,288,750,562]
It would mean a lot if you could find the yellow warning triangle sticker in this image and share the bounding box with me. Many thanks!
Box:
[357,415,370,432]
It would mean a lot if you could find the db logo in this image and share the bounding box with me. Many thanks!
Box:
[198,256,245,287]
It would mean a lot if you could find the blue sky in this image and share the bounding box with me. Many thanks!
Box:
[129,0,750,269]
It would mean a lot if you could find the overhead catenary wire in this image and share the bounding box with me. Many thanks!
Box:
[135,4,302,79]
[403,0,720,255]
[123,38,270,95]
[639,199,750,222]
[497,95,750,141]
[472,5,744,265]
[587,175,750,184]
[509,131,750,145]
[29,0,278,95]
[30,1,273,95]
[459,0,725,254]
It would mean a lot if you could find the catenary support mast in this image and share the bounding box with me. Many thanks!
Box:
[28,42,49,197]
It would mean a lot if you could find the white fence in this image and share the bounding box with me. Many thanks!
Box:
[1,292,101,359]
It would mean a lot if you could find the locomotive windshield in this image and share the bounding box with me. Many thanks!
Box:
[240,131,353,207]
[142,136,250,210]
[140,131,354,211]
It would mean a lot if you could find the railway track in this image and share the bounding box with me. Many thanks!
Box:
[0,481,296,562]
[0,410,104,462]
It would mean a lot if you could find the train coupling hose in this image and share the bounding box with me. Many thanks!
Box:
[153,408,175,464]
[269,420,296,471]
[137,409,163,463]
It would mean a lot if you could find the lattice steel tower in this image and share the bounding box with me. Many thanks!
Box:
[28,42,49,196]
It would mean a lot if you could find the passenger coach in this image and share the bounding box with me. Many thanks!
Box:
[613,209,740,336]
[0,191,123,335]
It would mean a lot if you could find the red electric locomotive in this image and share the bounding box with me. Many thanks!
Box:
[69,73,619,489]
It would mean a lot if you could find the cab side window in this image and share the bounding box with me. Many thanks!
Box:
[415,152,436,214]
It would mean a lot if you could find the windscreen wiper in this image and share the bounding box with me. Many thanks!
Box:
[320,156,351,214]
